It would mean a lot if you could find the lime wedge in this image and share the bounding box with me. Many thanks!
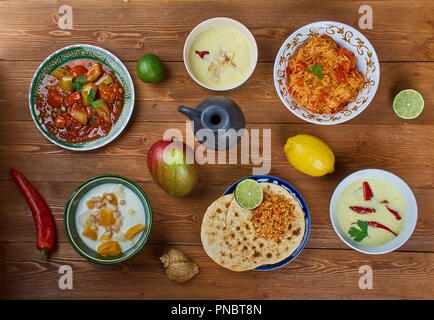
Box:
[234,179,263,210]
[393,89,424,119]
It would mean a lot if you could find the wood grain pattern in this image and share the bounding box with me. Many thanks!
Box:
[0,0,433,62]
[1,242,433,300]
[0,0,433,300]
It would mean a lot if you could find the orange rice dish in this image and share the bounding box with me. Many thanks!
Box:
[252,194,295,240]
[285,35,365,114]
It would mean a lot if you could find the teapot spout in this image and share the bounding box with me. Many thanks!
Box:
[178,106,202,121]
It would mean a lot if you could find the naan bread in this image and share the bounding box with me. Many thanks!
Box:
[201,183,306,271]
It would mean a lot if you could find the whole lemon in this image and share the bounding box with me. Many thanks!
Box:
[284,134,335,177]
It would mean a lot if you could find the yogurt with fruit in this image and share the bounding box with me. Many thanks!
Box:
[76,183,147,256]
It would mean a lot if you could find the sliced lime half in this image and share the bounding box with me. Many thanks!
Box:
[393,89,424,119]
[234,179,263,210]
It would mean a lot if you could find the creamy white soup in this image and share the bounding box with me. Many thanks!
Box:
[189,24,253,89]
[336,178,406,246]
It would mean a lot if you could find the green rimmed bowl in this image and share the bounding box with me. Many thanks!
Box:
[29,44,135,150]
[64,175,152,264]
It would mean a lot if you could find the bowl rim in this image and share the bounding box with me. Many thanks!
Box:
[29,44,135,151]
[183,17,258,91]
[64,174,152,264]
[223,175,310,270]
[329,169,418,254]
[273,20,380,125]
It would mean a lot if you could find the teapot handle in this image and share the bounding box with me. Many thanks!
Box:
[178,106,202,121]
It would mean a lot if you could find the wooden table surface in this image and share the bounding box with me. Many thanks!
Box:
[0,0,433,300]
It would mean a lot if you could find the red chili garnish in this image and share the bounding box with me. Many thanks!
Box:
[386,206,402,220]
[350,221,398,237]
[380,200,389,204]
[362,181,373,201]
[350,206,376,214]
[366,221,398,236]
[10,169,55,258]
[195,50,210,59]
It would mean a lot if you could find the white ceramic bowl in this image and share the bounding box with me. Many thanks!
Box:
[183,17,258,91]
[329,169,418,254]
[274,21,380,125]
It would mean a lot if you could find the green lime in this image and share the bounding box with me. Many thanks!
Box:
[234,179,263,210]
[136,53,164,83]
[393,89,424,119]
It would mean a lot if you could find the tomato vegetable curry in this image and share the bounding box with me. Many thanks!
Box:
[36,59,125,144]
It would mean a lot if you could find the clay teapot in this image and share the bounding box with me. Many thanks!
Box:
[178,96,245,150]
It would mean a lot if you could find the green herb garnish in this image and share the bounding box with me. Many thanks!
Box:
[86,89,102,109]
[72,75,87,93]
[306,64,324,80]
[348,220,369,242]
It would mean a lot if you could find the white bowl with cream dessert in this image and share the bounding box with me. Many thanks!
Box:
[330,169,417,254]
[184,17,258,91]
[64,175,152,264]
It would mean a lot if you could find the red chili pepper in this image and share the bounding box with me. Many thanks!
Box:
[194,50,209,59]
[366,221,398,236]
[350,206,376,214]
[10,168,55,258]
[386,205,402,220]
[362,181,373,201]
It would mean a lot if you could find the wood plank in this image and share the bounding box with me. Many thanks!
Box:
[1,242,433,299]
[1,0,433,301]
[0,0,433,62]
[1,180,432,252]
[0,122,433,187]
[1,61,433,125]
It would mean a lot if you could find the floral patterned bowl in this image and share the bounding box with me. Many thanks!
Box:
[274,21,380,125]
[29,44,135,150]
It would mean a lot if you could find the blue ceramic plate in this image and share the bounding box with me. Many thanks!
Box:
[223,175,310,270]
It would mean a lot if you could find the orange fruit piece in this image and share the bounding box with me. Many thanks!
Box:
[97,241,122,256]
[125,223,145,241]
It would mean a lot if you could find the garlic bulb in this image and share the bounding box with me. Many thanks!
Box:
[160,248,199,282]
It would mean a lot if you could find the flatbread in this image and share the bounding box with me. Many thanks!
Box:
[200,194,235,269]
[200,183,306,271]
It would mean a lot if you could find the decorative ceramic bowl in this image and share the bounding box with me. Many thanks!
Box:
[29,44,135,150]
[330,169,417,254]
[223,175,310,270]
[183,17,258,91]
[64,175,152,264]
[274,21,380,125]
